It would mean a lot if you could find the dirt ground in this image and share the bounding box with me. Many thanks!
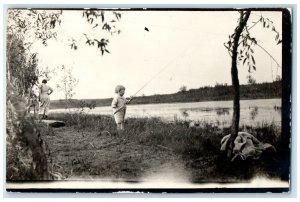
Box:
[43,125,192,183]
[38,114,284,186]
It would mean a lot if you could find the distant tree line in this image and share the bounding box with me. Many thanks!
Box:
[51,80,282,109]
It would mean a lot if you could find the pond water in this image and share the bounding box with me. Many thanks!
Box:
[50,98,281,127]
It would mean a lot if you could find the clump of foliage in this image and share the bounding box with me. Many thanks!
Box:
[6,9,122,181]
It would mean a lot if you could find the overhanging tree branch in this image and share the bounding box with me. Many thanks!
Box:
[243,35,281,68]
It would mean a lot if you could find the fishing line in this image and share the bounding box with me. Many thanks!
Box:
[131,39,205,98]
[113,44,193,115]
[270,54,274,81]
[131,45,192,97]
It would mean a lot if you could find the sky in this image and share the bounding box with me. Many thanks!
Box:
[30,10,282,100]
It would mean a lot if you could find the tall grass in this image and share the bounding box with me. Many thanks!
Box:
[48,112,286,182]
[49,112,282,161]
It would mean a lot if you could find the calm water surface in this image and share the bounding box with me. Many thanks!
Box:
[51,98,281,127]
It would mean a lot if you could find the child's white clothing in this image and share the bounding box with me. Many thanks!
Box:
[111,95,128,124]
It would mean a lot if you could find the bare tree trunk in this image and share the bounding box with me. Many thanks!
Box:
[227,11,251,158]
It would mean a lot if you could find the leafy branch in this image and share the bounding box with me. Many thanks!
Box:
[224,13,282,73]
[83,34,110,55]
[76,10,122,54]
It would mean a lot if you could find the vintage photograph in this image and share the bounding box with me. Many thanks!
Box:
[5,8,291,192]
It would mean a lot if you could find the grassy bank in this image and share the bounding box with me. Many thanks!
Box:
[42,112,284,183]
[50,80,282,109]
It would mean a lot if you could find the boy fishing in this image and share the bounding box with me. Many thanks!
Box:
[111,85,132,132]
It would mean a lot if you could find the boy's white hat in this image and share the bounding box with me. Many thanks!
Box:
[115,85,125,93]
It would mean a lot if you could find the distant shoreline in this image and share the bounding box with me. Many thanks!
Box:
[51,97,281,110]
[50,81,282,109]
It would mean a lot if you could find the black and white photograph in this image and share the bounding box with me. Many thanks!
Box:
[5,7,292,192]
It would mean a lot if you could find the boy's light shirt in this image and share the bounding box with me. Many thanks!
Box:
[111,94,127,114]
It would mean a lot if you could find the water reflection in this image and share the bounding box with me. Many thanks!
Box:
[249,107,259,120]
[51,99,282,127]
[180,107,230,115]
[216,108,230,116]
[180,107,214,112]
[180,110,189,119]
[273,105,281,115]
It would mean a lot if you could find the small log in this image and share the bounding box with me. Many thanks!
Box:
[40,120,66,128]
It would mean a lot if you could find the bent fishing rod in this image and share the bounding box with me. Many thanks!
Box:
[113,46,190,115]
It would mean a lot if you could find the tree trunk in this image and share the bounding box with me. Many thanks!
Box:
[227,11,251,158]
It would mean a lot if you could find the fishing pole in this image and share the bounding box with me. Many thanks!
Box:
[113,45,191,115]
[134,46,191,96]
